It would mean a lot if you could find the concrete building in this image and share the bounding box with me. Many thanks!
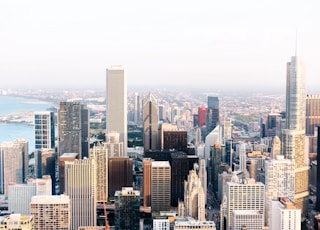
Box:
[281,53,309,216]
[65,158,96,230]
[34,111,55,150]
[198,159,207,203]
[8,176,52,215]
[0,139,28,196]
[151,161,171,212]
[153,218,170,230]
[225,177,265,230]
[174,218,216,230]
[106,65,127,156]
[270,198,301,230]
[104,132,124,157]
[89,145,108,203]
[114,187,140,230]
[143,92,159,152]
[0,214,34,230]
[59,152,78,195]
[265,155,295,226]
[232,210,264,230]
[58,101,89,158]
[30,195,70,230]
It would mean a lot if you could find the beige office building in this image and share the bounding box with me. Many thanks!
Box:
[106,66,127,156]
[65,158,97,230]
[151,161,171,212]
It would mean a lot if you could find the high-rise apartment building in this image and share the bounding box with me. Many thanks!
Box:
[30,195,71,230]
[0,140,28,196]
[206,96,219,135]
[65,158,96,230]
[58,101,89,158]
[151,161,171,212]
[306,94,320,135]
[89,145,108,202]
[34,111,55,150]
[225,178,265,230]
[114,187,140,230]
[281,54,309,216]
[143,92,159,152]
[106,66,127,156]
[270,198,301,230]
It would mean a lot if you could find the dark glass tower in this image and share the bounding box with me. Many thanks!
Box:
[207,96,219,135]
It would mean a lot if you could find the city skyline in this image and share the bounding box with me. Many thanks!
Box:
[0,1,319,91]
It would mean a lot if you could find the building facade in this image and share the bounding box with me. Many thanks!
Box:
[114,187,140,230]
[151,161,171,212]
[65,158,97,230]
[34,111,55,150]
[106,66,127,156]
[143,92,159,152]
[30,195,70,230]
[58,101,89,158]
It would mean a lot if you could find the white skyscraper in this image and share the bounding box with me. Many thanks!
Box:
[281,53,308,215]
[270,198,301,230]
[104,132,124,157]
[226,177,265,230]
[65,158,97,230]
[106,66,127,156]
[198,159,207,203]
[239,142,247,173]
[265,155,295,226]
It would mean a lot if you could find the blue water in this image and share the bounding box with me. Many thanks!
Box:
[0,96,54,153]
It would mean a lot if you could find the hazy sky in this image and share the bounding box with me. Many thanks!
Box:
[0,0,319,91]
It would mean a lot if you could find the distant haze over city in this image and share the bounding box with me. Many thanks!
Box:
[1,1,320,90]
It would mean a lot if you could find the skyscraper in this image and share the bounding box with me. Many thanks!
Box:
[114,187,140,230]
[134,92,141,124]
[151,161,171,212]
[225,177,265,230]
[89,145,108,203]
[206,96,219,135]
[58,101,89,158]
[198,106,207,127]
[281,53,309,216]
[106,66,127,156]
[34,111,55,150]
[0,140,28,196]
[143,92,159,152]
[143,158,152,207]
[306,94,320,136]
[65,158,97,230]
